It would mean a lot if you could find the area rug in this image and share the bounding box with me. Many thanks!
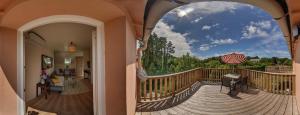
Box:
[27,107,57,115]
[61,79,90,95]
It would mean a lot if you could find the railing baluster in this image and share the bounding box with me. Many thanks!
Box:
[160,78,163,99]
[281,75,283,94]
[143,80,147,101]
[172,76,175,97]
[149,79,153,101]
[164,77,168,97]
[292,75,295,95]
[154,78,158,100]
[137,79,141,102]
[288,76,293,94]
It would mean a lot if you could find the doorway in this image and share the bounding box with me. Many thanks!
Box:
[17,15,106,115]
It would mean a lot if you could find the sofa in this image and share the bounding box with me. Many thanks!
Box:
[50,76,64,92]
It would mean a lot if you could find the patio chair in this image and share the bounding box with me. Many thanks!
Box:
[220,77,233,92]
[236,76,249,91]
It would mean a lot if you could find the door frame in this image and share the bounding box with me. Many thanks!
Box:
[17,15,106,115]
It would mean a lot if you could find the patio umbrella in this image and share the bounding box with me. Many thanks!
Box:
[221,53,246,72]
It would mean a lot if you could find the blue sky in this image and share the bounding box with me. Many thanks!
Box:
[152,1,291,59]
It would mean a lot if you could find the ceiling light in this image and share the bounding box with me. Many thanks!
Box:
[68,42,76,52]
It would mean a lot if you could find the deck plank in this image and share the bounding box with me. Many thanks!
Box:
[285,96,293,115]
[293,97,299,115]
[136,84,299,115]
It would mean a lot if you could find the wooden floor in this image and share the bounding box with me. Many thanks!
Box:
[136,84,300,115]
[27,79,93,115]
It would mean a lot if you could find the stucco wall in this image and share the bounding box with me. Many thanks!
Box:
[24,37,54,101]
[0,27,18,115]
[126,19,137,115]
[293,40,300,109]
[105,16,127,115]
[104,16,137,115]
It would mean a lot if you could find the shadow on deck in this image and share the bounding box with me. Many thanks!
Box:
[136,82,299,115]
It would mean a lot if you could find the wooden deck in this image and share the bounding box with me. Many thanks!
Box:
[136,83,299,115]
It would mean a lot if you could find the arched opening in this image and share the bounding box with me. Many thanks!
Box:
[17,15,105,115]
[137,1,296,114]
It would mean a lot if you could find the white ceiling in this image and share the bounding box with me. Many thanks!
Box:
[29,22,96,52]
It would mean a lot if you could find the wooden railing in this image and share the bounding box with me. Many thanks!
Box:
[238,69,295,95]
[137,68,201,101]
[137,68,295,102]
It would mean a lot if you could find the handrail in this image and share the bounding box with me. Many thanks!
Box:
[137,68,296,102]
[144,67,202,78]
[243,69,294,75]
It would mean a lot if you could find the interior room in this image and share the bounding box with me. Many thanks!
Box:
[24,22,95,115]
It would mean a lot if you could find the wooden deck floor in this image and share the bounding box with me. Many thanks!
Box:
[26,79,93,115]
[136,83,300,115]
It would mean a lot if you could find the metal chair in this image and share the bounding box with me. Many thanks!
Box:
[220,77,233,92]
[236,76,249,91]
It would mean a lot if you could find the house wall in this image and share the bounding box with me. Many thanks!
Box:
[293,40,300,109]
[104,16,137,115]
[126,19,137,115]
[24,36,54,101]
[0,27,18,115]
[105,16,127,114]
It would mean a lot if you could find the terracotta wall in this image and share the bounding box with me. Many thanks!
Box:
[0,27,18,115]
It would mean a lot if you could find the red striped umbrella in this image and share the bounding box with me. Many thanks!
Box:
[221,53,246,64]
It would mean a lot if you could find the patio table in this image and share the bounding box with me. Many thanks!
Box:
[224,74,241,79]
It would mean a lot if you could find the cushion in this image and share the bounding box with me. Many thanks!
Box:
[52,78,60,84]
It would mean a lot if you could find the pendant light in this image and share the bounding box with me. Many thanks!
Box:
[68,42,76,52]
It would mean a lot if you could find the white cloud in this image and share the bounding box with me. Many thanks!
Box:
[211,38,238,45]
[241,20,272,39]
[198,38,238,51]
[202,23,219,30]
[255,21,272,29]
[202,25,211,30]
[188,39,199,44]
[199,44,211,51]
[191,17,203,23]
[176,7,194,17]
[213,51,245,57]
[182,2,249,15]
[245,30,291,58]
[152,20,192,57]
[170,1,253,18]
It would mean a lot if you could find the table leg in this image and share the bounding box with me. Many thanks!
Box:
[36,84,38,97]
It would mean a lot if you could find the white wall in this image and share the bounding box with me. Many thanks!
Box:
[25,35,54,102]
[54,51,83,69]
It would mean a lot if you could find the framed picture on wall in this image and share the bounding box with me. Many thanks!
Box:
[42,55,53,69]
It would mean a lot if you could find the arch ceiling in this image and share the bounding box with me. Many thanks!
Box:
[142,0,300,58]
[0,0,145,38]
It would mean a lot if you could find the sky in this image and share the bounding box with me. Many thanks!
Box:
[151,1,291,59]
